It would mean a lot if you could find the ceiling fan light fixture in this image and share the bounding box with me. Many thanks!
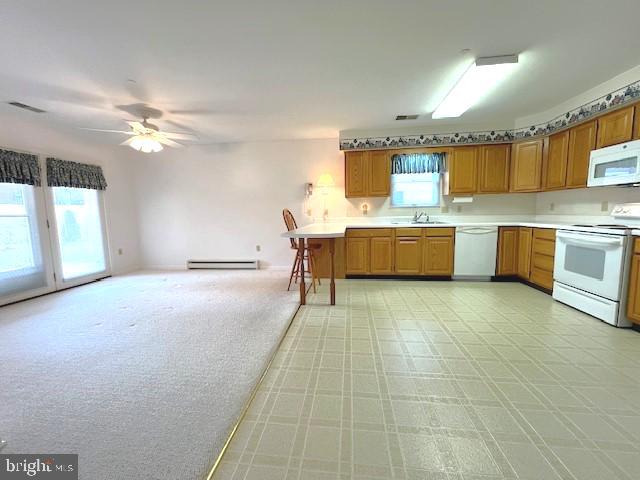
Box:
[129,134,163,153]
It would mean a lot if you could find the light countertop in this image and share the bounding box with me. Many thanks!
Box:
[282,218,634,238]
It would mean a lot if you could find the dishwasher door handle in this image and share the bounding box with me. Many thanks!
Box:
[457,227,498,235]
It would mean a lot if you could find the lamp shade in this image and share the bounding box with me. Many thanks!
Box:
[317,173,335,188]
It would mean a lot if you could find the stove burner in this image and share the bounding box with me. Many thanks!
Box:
[572,224,629,229]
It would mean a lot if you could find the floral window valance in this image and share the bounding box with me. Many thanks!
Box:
[46,158,107,190]
[0,148,41,186]
[391,152,446,174]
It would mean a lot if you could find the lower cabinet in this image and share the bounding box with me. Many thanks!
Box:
[517,228,533,279]
[345,228,453,276]
[423,236,454,275]
[496,226,555,291]
[395,237,422,274]
[626,239,640,324]
[370,237,394,274]
[345,237,369,274]
[496,227,518,275]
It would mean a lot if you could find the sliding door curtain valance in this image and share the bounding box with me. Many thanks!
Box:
[391,152,446,174]
[0,148,41,185]
[46,157,107,190]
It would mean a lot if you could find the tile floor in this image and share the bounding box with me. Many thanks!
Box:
[213,280,640,480]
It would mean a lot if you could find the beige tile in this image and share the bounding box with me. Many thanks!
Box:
[304,425,341,461]
[398,433,443,471]
[256,423,297,457]
[498,441,561,479]
[353,430,391,467]
[353,397,384,425]
[552,447,618,480]
[449,437,500,475]
[311,395,342,421]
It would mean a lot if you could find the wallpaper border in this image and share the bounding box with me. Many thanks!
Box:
[339,79,640,151]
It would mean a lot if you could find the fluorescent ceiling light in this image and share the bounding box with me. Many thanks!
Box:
[129,134,163,153]
[432,54,519,119]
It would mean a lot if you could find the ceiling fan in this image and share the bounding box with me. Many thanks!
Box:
[82,117,198,153]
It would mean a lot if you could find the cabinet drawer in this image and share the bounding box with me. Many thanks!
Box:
[532,253,554,272]
[634,238,640,254]
[532,238,555,257]
[533,228,556,241]
[530,267,554,290]
[346,228,392,237]
[424,227,455,237]
[395,228,422,237]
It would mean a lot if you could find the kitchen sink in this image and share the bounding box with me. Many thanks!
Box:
[391,220,448,225]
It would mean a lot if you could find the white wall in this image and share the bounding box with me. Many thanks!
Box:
[0,111,141,274]
[128,139,344,269]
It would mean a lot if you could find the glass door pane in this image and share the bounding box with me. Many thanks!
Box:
[52,187,107,280]
[0,182,49,299]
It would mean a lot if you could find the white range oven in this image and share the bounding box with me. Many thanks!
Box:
[553,227,632,327]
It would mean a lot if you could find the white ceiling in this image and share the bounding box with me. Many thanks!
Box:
[1,0,640,144]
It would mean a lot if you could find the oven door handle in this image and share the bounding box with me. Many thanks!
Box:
[558,232,623,248]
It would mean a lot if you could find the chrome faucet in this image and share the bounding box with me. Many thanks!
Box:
[412,211,429,223]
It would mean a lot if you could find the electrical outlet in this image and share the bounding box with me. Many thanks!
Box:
[118,248,123,255]
[549,202,555,212]
[256,245,261,252]
[601,201,609,212]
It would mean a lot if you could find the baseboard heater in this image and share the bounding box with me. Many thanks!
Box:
[187,260,259,270]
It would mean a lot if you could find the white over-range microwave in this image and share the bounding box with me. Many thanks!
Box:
[588,139,640,187]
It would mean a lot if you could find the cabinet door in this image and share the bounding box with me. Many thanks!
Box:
[423,237,453,276]
[543,130,569,190]
[510,139,543,192]
[596,106,635,148]
[478,144,510,193]
[345,151,368,198]
[395,237,422,274]
[368,151,391,197]
[449,146,478,194]
[634,107,640,140]
[497,227,518,275]
[370,237,393,274]
[346,237,369,274]
[517,227,532,279]
[566,120,597,189]
[627,254,640,324]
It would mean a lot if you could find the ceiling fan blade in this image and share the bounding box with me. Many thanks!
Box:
[155,136,183,148]
[120,138,136,146]
[168,108,216,115]
[79,127,135,135]
[159,131,198,141]
[126,121,146,133]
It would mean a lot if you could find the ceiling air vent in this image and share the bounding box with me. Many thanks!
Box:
[8,102,46,113]
[395,114,419,120]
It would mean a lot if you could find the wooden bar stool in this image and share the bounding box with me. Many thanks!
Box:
[282,209,321,293]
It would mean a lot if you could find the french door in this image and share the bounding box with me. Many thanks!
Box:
[0,164,110,305]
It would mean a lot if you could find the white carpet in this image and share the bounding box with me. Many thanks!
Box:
[0,270,298,479]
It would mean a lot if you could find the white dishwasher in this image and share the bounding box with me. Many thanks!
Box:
[453,226,498,280]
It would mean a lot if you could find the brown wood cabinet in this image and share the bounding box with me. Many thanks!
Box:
[543,130,569,190]
[627,239,640,324]
[529,228,556,290]
[510,139,544,192]
[345,236,369,274]
[517,227,533,280]
[423,235,454,276]
[308,238,346,279]
[449,146,478,194]
[395,236,422,274]
[596,106,635,148]
[478,144,511,193]
[497,227,518,275]
[634,107,640,140]
[370,236,393,274]
[345,151,390,198]
[368,150,391,196]
[566,120,597,189]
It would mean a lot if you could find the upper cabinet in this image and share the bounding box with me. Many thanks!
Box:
[543,130,569,190]
[448,146,478,194]
[510,139,544,192]
[478,144,511,194]
[345,151,390,198]
[565,120,597,189]
[596,105,635,148]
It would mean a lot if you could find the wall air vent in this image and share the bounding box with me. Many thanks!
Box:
[395,114,419,120]
[8,102,46,113]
